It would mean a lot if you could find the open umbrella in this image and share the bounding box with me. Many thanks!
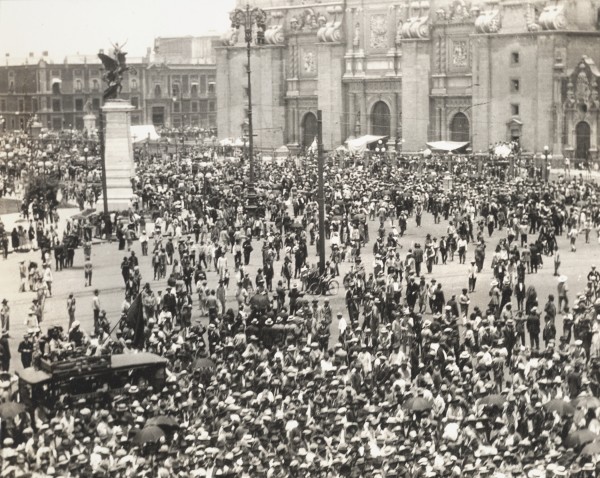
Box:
[580,439,600,456]
[192,358,216,371]
[132,426,165,445]
[0,401,26,419]
[403,397,433,412]
[565,429,598,448]
[572,396,600,410]
[479,394,506,407]
[145,416,179,431]
[543,399,575,417]
[250,294,270,310]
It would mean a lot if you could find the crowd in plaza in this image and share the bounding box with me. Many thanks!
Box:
[2,137,600,477]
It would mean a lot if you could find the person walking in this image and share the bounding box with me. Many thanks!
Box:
[92,289,101,332]
[0,332,10,371]
[139,230,149,256]
[18,333,33,368]
[568,225,578,252]
[19,260,27,292]
[527,306,541,350]
[0,299,9,336]
[467,261,477,292]
[558,276,569,313]
[84,258,93,286]
[42,264,53,297]
[67,293,76,329]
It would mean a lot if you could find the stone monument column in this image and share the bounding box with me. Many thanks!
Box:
[101,100,134,211]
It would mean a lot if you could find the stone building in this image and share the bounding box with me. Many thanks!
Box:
[216,0,600,161]
[0,35,218,133]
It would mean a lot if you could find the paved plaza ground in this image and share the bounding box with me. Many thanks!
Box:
[1,187,600,373]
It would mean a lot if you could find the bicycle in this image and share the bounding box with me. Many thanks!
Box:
[307,275,339,296]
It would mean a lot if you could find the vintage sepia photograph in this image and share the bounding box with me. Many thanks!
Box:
[0,0,600,476]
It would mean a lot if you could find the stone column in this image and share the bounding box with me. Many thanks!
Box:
[389,92,398,152]
[360,88,368,135]
[294,104,300,145]
[348,91,355,139]
[346,7,354,53]
[101,100,134,211]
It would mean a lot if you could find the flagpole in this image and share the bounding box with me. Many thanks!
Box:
[103,292,142,344]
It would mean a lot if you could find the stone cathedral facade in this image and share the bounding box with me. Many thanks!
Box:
[216,0,600,161]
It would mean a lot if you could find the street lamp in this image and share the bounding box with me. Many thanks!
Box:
[375,139,386,166]
[230,3,267,185]
[4,143,11,177]
[83,147,89,192]
[543,145,552,183]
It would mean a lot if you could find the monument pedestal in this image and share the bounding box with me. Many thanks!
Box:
[101,100,134,211]
[83,114,96,135]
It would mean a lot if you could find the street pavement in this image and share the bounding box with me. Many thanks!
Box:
[1,197,599,373]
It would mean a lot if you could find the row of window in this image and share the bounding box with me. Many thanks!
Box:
[154,83,215,98]
[0,97,215,113]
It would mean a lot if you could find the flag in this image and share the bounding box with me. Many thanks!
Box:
[127,294,145,349]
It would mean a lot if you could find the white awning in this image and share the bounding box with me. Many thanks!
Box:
[494,144,513,158]
[131,125,159,143]
[426,141,469,152]
[345,135,387,154]
[51,78,62,84]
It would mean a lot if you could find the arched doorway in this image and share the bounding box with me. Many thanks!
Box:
[371,101,391,137]
[302,112,318,148]
[576,121,591,160]
[450,112,470,143]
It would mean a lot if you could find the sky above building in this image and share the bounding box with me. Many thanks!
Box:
[0,0,236,60]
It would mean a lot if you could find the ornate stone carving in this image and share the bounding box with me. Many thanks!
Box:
[525,3,541,32]
[401,1,430,39]
[320,6,343,43]
[539,4,567,30]
[264,12,285,45]
[565,57,600,111]
[303,51,316,74]
[370,14,388,50]
[290,8,318,32]
[353,22,360,48]
[565,81,576,108]
[435,0,472,23]
[591,80,600,110]
[452,40,468,67]
[221,28,239,46]
[395,18,403,46]
[576,71,590,104]
[475,7,501,34]
[316,14,327,42]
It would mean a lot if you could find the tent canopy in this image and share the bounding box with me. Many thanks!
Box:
[345,135,387,154]
[275,145,289,154]
[131,125,159,143]
[494,144,512,158]
[426,141,469,152]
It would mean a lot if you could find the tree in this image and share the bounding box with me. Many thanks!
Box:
[23,173,60,211]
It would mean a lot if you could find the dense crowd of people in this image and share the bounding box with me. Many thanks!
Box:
[2,133,600,476]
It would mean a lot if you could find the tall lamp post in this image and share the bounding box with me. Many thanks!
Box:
[230,3,266,185]
[83,147,89,192]
[542,145,552,183]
